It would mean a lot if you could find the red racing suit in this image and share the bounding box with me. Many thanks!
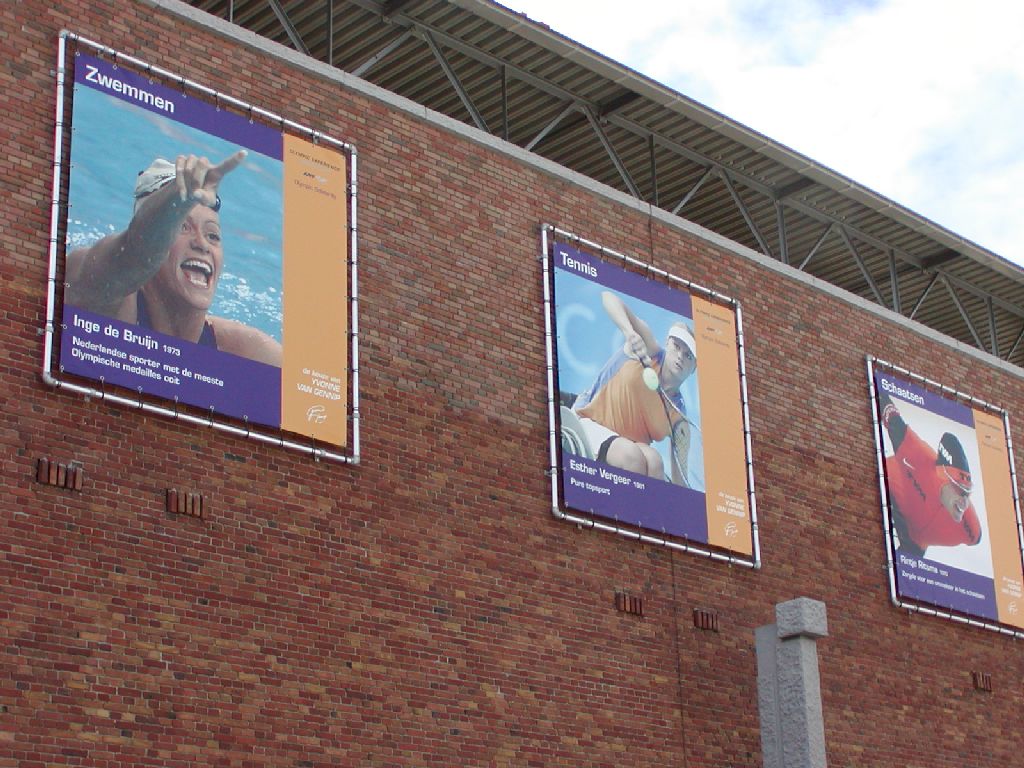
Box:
[885,425,981,550]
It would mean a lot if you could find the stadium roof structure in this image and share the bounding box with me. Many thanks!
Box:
[186,0,1024,369]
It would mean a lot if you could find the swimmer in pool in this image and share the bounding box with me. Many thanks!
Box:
[65,151,282,366]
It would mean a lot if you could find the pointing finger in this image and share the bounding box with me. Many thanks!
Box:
[209,149,247,184]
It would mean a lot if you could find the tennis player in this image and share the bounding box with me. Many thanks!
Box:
[572,291,696,485]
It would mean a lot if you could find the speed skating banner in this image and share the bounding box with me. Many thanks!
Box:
[874,370,1024,629]
[550,240,753,557]
[58,51,349,448]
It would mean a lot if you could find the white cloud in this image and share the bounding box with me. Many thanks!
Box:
[499,0,1024,265]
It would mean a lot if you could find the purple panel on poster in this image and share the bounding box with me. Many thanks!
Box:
[875,371,974,428]
[553,242,692,319]
[893,550,998,620]
[60,305,280,428]
[560,455,709,542]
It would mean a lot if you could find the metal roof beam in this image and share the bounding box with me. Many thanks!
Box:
[909,272,940,321]
[605,112,928,272]
[525,101,579,151]
[837,226,885,307]
[648,135,658,206]
[326,0,334,66]
[941,270,1024,321]
[921,247,961,270]
[383,16,585,111]
[888,250,902,315]
[721,170,773,260]
[266,0,310,55]
[940,275,985,349]
[349,28,414,77]
[582,106,642,199]
[1007,324,1024,361]
[987,297,999,357]
[798,224,833,272]
[423,31,489,133]
[376,9,939,281]
[774,176,816,200]
[788,202,924,269]
[500,64,509,141]
[670,167,713,216]
[776,202,788,265]
[522,91,639,150]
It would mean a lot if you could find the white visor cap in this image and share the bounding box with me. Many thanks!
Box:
[667,322,697,359]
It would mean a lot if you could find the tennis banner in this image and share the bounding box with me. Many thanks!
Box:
[57,50,350,449]
[547,239,753,558]
[873,369,1024,629]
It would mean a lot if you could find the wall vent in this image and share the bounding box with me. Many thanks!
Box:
[971,671,992,693]
[35,458,83,491]
[167,489,205,519]
[693,608,720,632]
[615,591,644,617]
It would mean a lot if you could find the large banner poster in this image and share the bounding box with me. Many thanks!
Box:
[549,240,753,558]
[58,51,349,448]
[874,370,1024,630]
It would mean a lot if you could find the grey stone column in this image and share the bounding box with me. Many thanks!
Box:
[755,597,829,768]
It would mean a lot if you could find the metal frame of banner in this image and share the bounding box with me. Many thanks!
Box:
[541,223,760,567]
[44,32,360,464]
[868,355,1024,637]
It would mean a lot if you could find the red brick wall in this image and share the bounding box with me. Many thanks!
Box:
[1,2,1022,766]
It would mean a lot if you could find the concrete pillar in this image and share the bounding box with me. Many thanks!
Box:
[755,597,829,768]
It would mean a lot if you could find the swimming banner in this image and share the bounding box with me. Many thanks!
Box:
[547,239,754,559]
[57,51,349,449]
[873,368,1024,630]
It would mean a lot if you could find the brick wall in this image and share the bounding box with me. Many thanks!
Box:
[1,1,1022,765]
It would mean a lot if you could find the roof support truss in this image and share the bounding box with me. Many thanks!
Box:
[798,225,833,272]
[582,106,642,199]
[721,170,773,260]
[775,202,788,266]
[888,250,901,316]
[671,167,713,216]
[525,101,578,152]
[351,28,414,77]
[941,276,985,350]
[199,0,1024,368]
[838,226,885,307]
[909,273,941,321]
[423,31,489,133]
[267,0,309,55]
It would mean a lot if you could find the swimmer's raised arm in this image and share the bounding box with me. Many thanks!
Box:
[65,151,246,319]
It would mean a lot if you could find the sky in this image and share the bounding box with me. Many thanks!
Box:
[497,0,1024,267]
